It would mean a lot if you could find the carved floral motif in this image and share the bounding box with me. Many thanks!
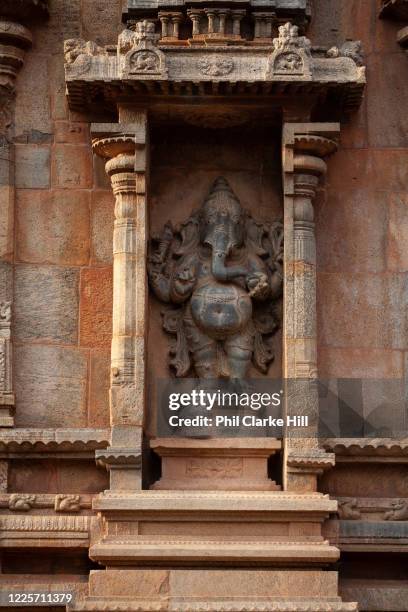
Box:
[197,57,234,77]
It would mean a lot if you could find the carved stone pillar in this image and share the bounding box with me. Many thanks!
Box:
[0,1,48,428]
[92,110,148,490]
[282,123,339,492]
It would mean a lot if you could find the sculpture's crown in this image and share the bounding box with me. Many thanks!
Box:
[203,176,241,216]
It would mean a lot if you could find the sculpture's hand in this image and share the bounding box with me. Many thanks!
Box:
[174,267,196,296]
[247,272,270,300]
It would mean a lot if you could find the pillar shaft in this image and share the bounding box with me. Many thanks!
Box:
[282,123,339,492]
[92,112,148,490]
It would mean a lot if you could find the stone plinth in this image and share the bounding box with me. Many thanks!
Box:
[150,437,281,490]
[71,491,356,611]
[75,568,356,611]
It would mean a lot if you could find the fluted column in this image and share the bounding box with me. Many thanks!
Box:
[282,123,339,492]
[92,111,148,490]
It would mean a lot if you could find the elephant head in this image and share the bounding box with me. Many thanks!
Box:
[199,177,247,281]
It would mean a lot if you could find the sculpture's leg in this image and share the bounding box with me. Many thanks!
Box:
[224,329,254,380]
[183,307,218,378]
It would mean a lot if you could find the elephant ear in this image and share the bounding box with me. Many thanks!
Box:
[244,212,269,257]
[265,220,284,277]
[173,211,200,257]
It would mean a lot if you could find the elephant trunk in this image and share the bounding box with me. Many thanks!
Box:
[211,232,247,282]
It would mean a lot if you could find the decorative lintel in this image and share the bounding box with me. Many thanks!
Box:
[64,20,365,118]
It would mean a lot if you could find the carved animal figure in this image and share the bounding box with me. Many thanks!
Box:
[148,177,283,379]
[338,498,361,520]
[9,494,36,511]
[54,494,81,512]
[384,499,408,521]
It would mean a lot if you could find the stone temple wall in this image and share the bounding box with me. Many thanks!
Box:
[310,1,408,381]
[6,0,408,434]
[9,0,124,430]
[0,0,407,609]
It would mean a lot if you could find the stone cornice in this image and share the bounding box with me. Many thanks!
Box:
[0,428,110,455]
[64,22,365,118]
[322,438,408,461]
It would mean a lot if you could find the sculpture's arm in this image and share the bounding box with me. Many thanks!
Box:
[148,270,172,303]
[246,256,271,301]
[170,256,197,303]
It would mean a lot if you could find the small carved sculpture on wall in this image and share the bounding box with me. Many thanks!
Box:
[338,498,361,520]
[54,494,81,512]
[268,22,312,78]
[64,39,106,75]
[384,499,408,521]
[9,494,36,511]
[148,177,283,380]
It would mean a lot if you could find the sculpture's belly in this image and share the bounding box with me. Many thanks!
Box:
[191,282,252,339]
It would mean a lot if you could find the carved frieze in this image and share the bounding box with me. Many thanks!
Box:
[64,20,366,116]
[197,57,234,77]
[148,177,283,379]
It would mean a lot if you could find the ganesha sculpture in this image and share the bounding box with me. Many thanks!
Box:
[148,177,283,380]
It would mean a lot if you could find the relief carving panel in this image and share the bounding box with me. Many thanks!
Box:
[148,177,283,379]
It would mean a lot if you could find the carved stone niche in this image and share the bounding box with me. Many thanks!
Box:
[148,176,283,380]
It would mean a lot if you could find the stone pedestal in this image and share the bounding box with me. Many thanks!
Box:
[70,491,356,611]
[150,438,281,491]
